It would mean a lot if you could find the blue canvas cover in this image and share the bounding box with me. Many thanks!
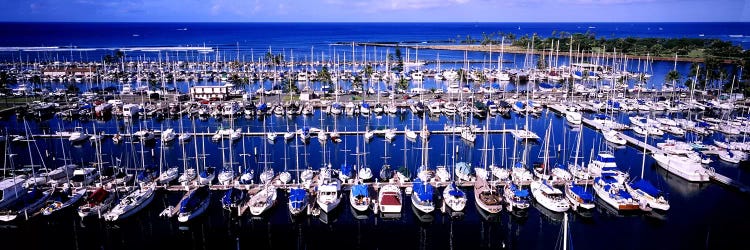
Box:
[222,187,245,207]
[412,179,434,202]
[570,184,595,202]
[448,183,464,197]
[289,188,307,210]
[352,184,369,197]
[340,164,353,177]
[180,186,209,213]
[631,179,660,197]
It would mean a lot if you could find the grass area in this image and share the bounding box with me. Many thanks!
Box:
[688,49,705,58]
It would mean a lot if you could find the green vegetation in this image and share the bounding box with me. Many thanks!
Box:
[103,50,125,64]
[388,47,404,72]
[462,30,747,60]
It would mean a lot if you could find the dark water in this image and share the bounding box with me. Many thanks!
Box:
[1,108,749,249]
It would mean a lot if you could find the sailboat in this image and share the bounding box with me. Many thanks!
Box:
[177,185,211,222]
[288,135,309,217]
[77,187,116,219]
[40,187,87,216]
[238,127,254,184]
[222,187,247,213]
[350,182,371,213]
[411,178,435,214]
[503,181,530,211]
[568,123,592,181]
[316,166,342,213]
[442,120,467,213]
[157,137,179,185]
[197,129,215,185]
[245,184,277,216]
[103,183,156,221]
[0,187,51,222]
[529,121,570,213]
[625,133,670,211]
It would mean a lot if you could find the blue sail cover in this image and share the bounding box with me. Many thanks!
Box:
[289,188,307,210]
[332,103,342,109]
[412,180,434,202]
[361,103,370,109]
[456,162,471,175]
[514,101,524,109]
[631,179,661,197]
[509,183,530,198]
[514,161,524,169]
[258,103,268,112]
[617,189,633,199]
[570,184,595,202]
[222,188,244,207]
[352,184,369,197]
[448,183,464,197]
[180,186,209,213]
[340,163,353,177]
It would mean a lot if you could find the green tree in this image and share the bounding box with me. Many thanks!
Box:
[318,66,332,84]
[396,77,409,91]
[665,70,681,84]
[391,47,404,73]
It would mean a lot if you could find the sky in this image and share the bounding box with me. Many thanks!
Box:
[0,0,748,22]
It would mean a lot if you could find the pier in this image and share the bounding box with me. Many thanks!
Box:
[547,104,750,195]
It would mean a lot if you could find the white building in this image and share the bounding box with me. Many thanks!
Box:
[189,84,233,100]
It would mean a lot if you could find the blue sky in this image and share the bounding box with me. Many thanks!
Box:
[1,0,748,22]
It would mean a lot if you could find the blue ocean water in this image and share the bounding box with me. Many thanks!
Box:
[1,22,748,62]
[0,22,749,249]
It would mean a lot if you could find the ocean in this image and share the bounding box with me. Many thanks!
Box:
[0,22,749,249]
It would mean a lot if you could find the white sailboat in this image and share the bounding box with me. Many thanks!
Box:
[529,120,570,213]
[625,134,670,211]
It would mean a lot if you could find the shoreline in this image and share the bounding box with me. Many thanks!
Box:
[358,43,733,64]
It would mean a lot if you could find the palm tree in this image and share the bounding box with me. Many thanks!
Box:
[665,70,681,84]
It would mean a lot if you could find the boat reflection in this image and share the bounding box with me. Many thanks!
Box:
[654,163,709,198]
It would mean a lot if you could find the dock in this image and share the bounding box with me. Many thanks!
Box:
[547,104,750,195]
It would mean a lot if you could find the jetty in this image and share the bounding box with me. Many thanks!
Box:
[547,104,750,195]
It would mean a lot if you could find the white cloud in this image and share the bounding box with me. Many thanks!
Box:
[327,0,471,11]
[209,0,264,16]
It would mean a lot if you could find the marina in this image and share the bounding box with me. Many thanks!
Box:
[0,22,749,250]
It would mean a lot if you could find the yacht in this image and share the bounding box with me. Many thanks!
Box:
[378,184,402,214]
[68,127,89,143]
[288,187,308,216]
[246,185,277,216]
[77,187,115,218]
[602,129,627,145]
[443,182,467,212]
[564,183,595,211]
[530,179,570,212]
[474,177,502,214]
[652,152,711,182]
[316,178,341,213]
[349,183,371,212]
[625,179,670,211]
[103,184,156,221]
[177,185,211,222]
[565,109,582,125]
[503,182,530,211]
[0,176,28,209]
[411,179,434,214]
[593,173,641,211]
